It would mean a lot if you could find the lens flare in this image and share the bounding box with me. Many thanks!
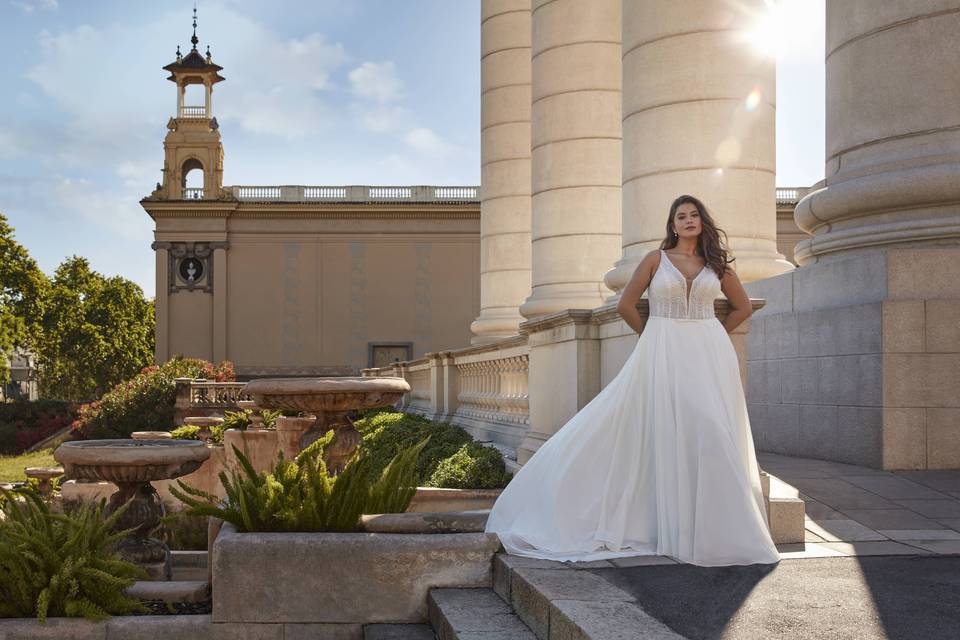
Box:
[745,88,762,111]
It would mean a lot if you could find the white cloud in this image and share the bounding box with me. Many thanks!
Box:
[10,0,57,14]
[52,176,152,241]
[404,127,456,157]
[353,104,408,133]
[348,61,402,103]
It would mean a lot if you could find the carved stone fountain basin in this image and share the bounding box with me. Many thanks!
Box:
[55,440,210,483]
[244,377,410,413]
[54,440,210,578]
[243,377,409,473]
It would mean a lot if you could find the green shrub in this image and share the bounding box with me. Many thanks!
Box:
[426,442,512,489]
[171,433,429,532]
[170,425,202,441]
[0,487,146,621]
[357,411,473,483]
[71,357,235,440]
[356,410,512,489]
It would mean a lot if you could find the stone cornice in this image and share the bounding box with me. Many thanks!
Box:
[141,199,479,220]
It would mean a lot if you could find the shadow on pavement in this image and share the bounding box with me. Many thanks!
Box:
[589,555,960,640]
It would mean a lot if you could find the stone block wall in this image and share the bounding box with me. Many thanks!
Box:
[746,249,960,470]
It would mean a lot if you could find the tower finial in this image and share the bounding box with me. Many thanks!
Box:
[191,5,199,50]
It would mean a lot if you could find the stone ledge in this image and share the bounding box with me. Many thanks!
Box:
[0,614,212,640]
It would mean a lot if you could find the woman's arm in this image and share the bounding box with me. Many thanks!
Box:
[719,264,753,333]
[616,251,660,335]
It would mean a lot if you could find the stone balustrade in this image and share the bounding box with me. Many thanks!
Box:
[228,185,481,203]
[173,378,250,425]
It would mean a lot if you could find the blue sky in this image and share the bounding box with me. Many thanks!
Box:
[0,0,825,298]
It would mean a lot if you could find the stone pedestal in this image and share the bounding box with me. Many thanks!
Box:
[471,0,533,344]
[519,0,622,319]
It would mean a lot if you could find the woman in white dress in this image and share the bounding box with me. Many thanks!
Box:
[484,195,781,567]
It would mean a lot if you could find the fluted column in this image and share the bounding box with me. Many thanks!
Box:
[794,0,960,263]
[518,0,622,319]
[471,0,533,344]
[604,0,792,295]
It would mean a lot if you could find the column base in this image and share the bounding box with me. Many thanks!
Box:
[744,247,960,470]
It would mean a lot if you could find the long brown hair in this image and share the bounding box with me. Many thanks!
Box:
[659,194,734,277]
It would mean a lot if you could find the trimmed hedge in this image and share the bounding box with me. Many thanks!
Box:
[356,410,512,489]
[0,400,78,455]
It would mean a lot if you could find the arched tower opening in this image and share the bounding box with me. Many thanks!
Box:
[181,158,204,199]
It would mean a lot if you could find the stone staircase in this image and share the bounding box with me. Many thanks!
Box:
[423,554,685,640]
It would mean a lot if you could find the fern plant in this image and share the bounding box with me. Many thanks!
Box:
[170,431,429,532]
[0,487,147,621]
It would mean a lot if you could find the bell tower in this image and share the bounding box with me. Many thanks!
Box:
[158,9,225,200]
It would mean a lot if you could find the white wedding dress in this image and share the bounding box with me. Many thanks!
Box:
[485,250,781,567]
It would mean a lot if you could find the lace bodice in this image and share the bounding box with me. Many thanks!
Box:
[648,250,720,320]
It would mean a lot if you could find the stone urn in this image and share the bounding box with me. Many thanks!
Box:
[182,415,224,442]
[236,400,265,429]
[244,377,409,473]
[54,440,209,578]
[24,466,64,497]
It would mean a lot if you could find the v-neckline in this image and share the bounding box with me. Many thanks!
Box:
[660,250,706,306]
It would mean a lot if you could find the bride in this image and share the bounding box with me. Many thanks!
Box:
[484,195,781,567]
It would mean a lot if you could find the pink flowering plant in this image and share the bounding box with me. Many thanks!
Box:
[71,357,235,440]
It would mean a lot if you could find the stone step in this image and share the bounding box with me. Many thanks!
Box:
[428,587,537,639]
[492,554,684,639]
[365,623,437,639]
[765,472,806,544]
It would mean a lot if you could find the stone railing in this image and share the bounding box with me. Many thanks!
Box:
[229,185,480,203]
[179,105,207,118]
[362,336,531,456]
[776,186,813,205]
[182,187,204,199]
[173,378,251,424]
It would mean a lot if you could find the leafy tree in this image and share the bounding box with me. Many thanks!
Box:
[36,257,155,401]
[0,213,49,384]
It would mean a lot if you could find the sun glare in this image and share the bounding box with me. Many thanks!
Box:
[740,0,785,58]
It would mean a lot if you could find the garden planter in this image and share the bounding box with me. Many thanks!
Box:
[211,521,500,625]
[223,428,278,475]
[275,415,317,460]
[155,444,227,508]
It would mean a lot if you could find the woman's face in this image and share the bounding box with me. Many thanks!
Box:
[673,203,702,239]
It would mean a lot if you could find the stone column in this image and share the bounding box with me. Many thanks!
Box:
[604,0,792,296]
[518,0,622,319]
[744,1,960,471]
[794,0,960,264]
[471,0,533,344]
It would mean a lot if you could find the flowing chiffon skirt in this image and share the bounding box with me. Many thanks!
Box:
[484,315,781,567]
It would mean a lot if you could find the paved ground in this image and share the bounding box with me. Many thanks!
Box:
[535,454,960,638]
[759,452,960,557]
[587,555,960,640]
